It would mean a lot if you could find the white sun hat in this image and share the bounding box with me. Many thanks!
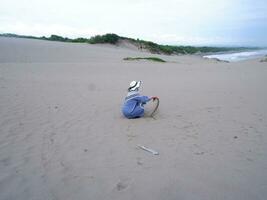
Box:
[128,80,141,91]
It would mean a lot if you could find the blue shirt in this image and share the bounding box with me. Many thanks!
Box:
[122,92,150,119]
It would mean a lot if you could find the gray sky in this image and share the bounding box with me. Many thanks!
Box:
[1,0,267,46]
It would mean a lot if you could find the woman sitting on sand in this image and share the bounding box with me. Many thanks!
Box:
[122,81,157,119]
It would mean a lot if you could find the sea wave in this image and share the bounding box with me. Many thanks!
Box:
[203,49,267,62]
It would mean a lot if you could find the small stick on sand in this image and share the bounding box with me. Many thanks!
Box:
[138,145,159,155]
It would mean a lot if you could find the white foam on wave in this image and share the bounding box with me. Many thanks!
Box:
[203,49,267,62]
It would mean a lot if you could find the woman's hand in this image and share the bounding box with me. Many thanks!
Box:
[151,96,158,101]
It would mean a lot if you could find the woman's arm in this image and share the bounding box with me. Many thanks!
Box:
[134,95,151,104]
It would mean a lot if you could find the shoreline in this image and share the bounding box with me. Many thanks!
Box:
[203,49,267,62]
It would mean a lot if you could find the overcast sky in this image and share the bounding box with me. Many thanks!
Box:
[1,0,266,46]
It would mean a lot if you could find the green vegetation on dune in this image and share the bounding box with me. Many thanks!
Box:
[1,33,39,40]
[123,57,166,62]
[42,33,120,44]
[89,33,119,44]
[131,40,251,55]
[44,34,71,42]
[71,37,90,43]
[0,33,258,55]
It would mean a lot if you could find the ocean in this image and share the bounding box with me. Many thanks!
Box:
[203,49,267,62]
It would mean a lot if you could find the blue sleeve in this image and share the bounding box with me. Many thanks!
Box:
[133,96,151,104]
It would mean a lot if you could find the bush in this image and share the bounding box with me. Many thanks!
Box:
[89,33,119,44]
[123,57,166,62]
[71,38,90,43]
[48,35,70,42]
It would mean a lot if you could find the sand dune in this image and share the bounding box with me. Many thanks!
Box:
[0,37,267,200]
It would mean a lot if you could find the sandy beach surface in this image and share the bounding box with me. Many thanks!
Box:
[0,37,267,200]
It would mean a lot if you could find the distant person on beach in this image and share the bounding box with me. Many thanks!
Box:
[122,81,157,119]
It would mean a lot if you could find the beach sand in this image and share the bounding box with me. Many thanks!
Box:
[0,37,267,200]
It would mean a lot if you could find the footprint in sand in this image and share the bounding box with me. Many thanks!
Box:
[116,182,127,191]
[136,157,143,166]
[116,178,131,191]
